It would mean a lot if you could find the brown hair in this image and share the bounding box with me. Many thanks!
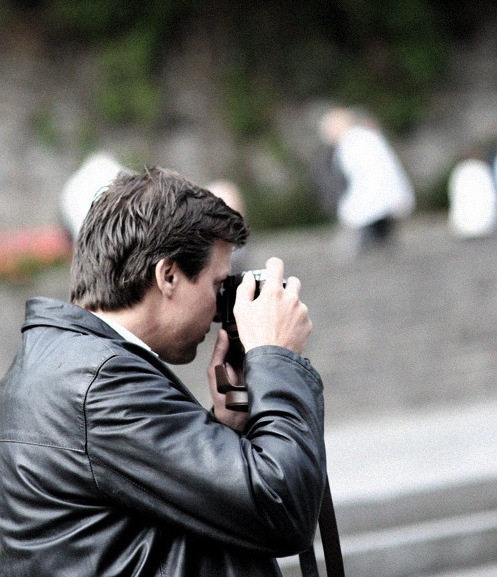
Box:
[70,166,249,311]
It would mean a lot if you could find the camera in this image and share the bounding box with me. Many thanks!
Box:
[215,270,266,411]
[215,269,285,412]
[216,269,267,370]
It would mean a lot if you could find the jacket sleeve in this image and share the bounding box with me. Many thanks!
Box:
[85,345,326,557]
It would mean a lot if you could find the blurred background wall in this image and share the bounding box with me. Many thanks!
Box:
[2,0,497,231]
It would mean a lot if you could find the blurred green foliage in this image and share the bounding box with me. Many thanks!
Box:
[7,0,191,125]
[246,183,326,231]
[418,169,451,212]
[96,29,161,125]
[30,106,63,149]
[3,0,482,133]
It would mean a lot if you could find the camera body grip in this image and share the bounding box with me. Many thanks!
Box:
[215,271,266,412]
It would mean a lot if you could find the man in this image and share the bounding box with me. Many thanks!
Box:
[0,167,326,576]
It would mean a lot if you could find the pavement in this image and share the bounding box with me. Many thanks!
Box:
[177,212,497,423]
[277,396,497,577]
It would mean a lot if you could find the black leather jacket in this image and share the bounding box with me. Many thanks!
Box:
[0,297,326,576]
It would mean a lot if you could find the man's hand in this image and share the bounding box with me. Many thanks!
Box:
[234,257,312,355]
[207,329,249,432]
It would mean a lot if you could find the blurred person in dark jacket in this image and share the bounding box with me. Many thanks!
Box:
[0,166,327,576]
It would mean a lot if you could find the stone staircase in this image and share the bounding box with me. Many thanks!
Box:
[278,400,497,577]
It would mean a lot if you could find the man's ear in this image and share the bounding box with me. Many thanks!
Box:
[155,258,179,297]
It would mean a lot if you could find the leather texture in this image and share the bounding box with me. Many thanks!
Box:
[0,297,326,576]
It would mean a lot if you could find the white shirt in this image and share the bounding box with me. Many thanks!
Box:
[60,153,123,240]
[91,312,158,356]
[336,126,415,227]
[448,159,497,238]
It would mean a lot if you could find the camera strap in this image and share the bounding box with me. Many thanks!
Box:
[298,476,345,577]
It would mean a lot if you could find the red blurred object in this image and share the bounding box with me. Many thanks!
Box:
[0,226,73,282]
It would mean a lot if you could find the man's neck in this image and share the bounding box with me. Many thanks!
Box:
[91,299,159,352]
[91,311,153,352]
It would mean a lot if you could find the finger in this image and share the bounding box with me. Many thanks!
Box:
[284,275,301,295]
[210,329,229,366]
[264,257,284,289]
[237,270,256,301]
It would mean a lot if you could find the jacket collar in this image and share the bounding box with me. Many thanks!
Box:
[21,297,201,408]
[22,297,121,340]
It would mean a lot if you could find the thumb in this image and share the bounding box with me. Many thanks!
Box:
[236,271,256,302]
[210,329,229,367]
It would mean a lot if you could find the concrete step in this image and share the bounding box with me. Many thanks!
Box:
[426,562,497,577]
[336,508,497,577]
[279,399,497,577]
[333,477,497,536]
[280,507,497,577]
[326,399,497,529]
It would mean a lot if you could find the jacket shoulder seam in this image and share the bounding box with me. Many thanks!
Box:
[83,351,120,495]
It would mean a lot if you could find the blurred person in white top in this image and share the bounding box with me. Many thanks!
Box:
[319,107,415,251]
[60,152,124,242]
[448,157,497,238]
